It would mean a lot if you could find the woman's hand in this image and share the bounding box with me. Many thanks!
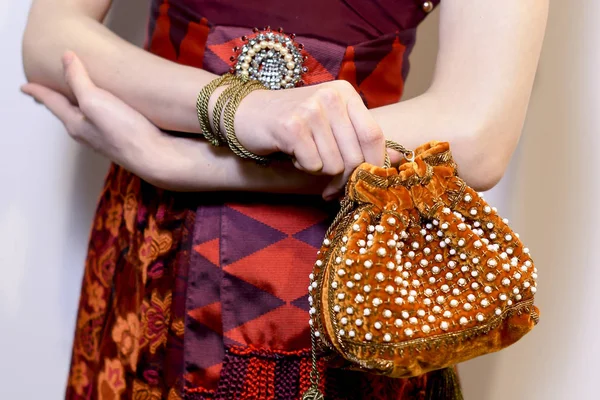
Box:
[22,50,383,199]
[21,52,178,188]
[21,52,334,195]
[234,80,387,199]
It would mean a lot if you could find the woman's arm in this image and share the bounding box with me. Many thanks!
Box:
[22,0,385,197]
[372,0,549,190]
[23,0,208,133]
[23,0,548,195]
[21,0,346,196]
[22,54,332,194]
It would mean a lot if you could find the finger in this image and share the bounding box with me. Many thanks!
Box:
[293,158,303,170]
[347,95,386,167]
[21,83,85,128]
[317,90,364,194]
[62,51,97,102]
[21,85,44,105]
[302,103,344,176]
[280,117,323,173]
[21,83,102,150]
[321,165,355,200]
[323,95,385,198]
[323,91,365,171]
[322,177,344,201]
[292,134,324,173]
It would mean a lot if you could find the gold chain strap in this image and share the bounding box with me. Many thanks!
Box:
[302,323,325,400]
[383,140,415,168]
[303,198,357,400]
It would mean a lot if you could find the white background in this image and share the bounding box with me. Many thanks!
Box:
[1,1,599,399]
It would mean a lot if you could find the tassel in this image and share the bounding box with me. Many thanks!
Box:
[425,367,464,400]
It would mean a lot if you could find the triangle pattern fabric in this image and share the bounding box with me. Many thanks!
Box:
[227,202,329,236]
[191,204,222,244]
[224,237,315,302]
[187,251,222,308]
[193,238,220,268]
[223,304,311,350]
[185,317,226,370]
[290,294,311,312]
[184,363,223,392]
[220,206,287,266]
[359,36,407,108]
[352,34,394,87]
[293,219,331,249]
[221,271,286,332]
[174,18,210,67]
[187,301,223,334]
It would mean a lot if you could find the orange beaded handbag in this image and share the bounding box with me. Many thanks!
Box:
[302,141,540,399]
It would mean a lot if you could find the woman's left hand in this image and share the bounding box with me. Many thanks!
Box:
[21,52,332,195]
[21,52,184,188]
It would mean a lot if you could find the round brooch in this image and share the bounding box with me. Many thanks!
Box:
[230,27,308,90]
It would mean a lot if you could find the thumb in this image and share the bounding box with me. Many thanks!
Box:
[322,175,346,201]
[62,51,96,101]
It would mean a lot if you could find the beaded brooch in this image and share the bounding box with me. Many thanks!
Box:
[230,27,308,90]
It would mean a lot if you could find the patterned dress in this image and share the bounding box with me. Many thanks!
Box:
[65,1,456,399]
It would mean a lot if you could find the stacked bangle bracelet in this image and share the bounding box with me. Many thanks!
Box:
[195,74,233,147]
[196,75,268,163]
[195,26,308,164]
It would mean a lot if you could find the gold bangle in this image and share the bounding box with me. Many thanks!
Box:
[196,74,234,146]
[222,80,271,164]
[212,77,245,144]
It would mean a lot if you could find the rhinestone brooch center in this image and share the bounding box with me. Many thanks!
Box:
[230,27,308,90]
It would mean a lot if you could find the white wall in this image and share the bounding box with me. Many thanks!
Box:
[0,1,146,399]
[1,1,598,399]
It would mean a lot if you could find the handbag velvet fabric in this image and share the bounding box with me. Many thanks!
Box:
[313,141,539,378]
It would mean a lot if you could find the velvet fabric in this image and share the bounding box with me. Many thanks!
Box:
[312,141,540,378]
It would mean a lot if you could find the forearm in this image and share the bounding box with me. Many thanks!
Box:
[23,0,206,133]
[373,0,548,191]
[371,92,507,191]
[22,1,331,195]
[149,134,329,194]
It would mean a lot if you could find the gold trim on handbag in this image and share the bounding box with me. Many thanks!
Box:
[303,140,539,399]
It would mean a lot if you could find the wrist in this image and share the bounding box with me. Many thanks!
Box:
[151,67,220,133]
[232,88,274,151]
[226,157,330,195]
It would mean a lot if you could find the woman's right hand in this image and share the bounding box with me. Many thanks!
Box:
[21,52,333,195]
[234,80,386,199]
